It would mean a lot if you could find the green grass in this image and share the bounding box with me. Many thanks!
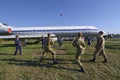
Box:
[0,39,120,80]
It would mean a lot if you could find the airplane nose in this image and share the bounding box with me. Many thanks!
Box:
[8,28,12,33]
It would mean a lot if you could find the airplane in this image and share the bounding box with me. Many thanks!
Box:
[0,23,100,41]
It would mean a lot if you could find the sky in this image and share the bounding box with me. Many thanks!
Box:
[0,0,120,34]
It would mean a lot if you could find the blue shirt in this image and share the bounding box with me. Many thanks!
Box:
[15,39,21,46]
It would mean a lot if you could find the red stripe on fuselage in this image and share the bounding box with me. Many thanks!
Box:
[8,28,12,33]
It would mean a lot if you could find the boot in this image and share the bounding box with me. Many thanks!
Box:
[53,58,58,64]
[102,59,108,63]
[80,67,86,74]
[39,57,43,64]
[53,60,58,64]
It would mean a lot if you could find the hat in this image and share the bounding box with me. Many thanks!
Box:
[99,31,104,35]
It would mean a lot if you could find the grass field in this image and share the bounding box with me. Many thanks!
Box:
[0,39,120,80]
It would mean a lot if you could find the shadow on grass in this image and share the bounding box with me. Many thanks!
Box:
[0,42,38,48]
[105,45,120,50]
[0,53,13,56]
[34,57,75,64]
[0,44,15,47]
[0,58,38,66]
[0,58,87,73]
[57,48,68,50]
[57,53,74,56]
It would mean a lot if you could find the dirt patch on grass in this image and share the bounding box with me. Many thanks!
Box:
[32,49,66,56]
[55,49,66,55]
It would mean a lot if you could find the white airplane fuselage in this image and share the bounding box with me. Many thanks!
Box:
[0,23,99,39]
[11,26,99,37]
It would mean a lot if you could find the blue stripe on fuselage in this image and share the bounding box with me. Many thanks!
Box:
[12,29,98,33]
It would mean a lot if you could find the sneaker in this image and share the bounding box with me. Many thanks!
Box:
[53,61,58,64]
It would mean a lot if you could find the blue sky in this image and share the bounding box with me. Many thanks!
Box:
[0,0,120,34]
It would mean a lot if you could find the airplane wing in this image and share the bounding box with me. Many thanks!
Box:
[0,35,41,39]
[0,34,57,41]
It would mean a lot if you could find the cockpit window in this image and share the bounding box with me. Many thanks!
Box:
[3,23,8,26]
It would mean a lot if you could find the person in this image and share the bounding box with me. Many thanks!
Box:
[90,31,108,63]
[23,39,28,46]
[57,36,63,48]
[72,32,86,73]
[39,33,58,64]
[87,36,92,50]
[14,35,22,55]
[41,36,46,48]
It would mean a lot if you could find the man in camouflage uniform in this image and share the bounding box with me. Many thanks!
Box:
[39,33,58,64]
[72,32,85,72]
[90,31,107,63]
